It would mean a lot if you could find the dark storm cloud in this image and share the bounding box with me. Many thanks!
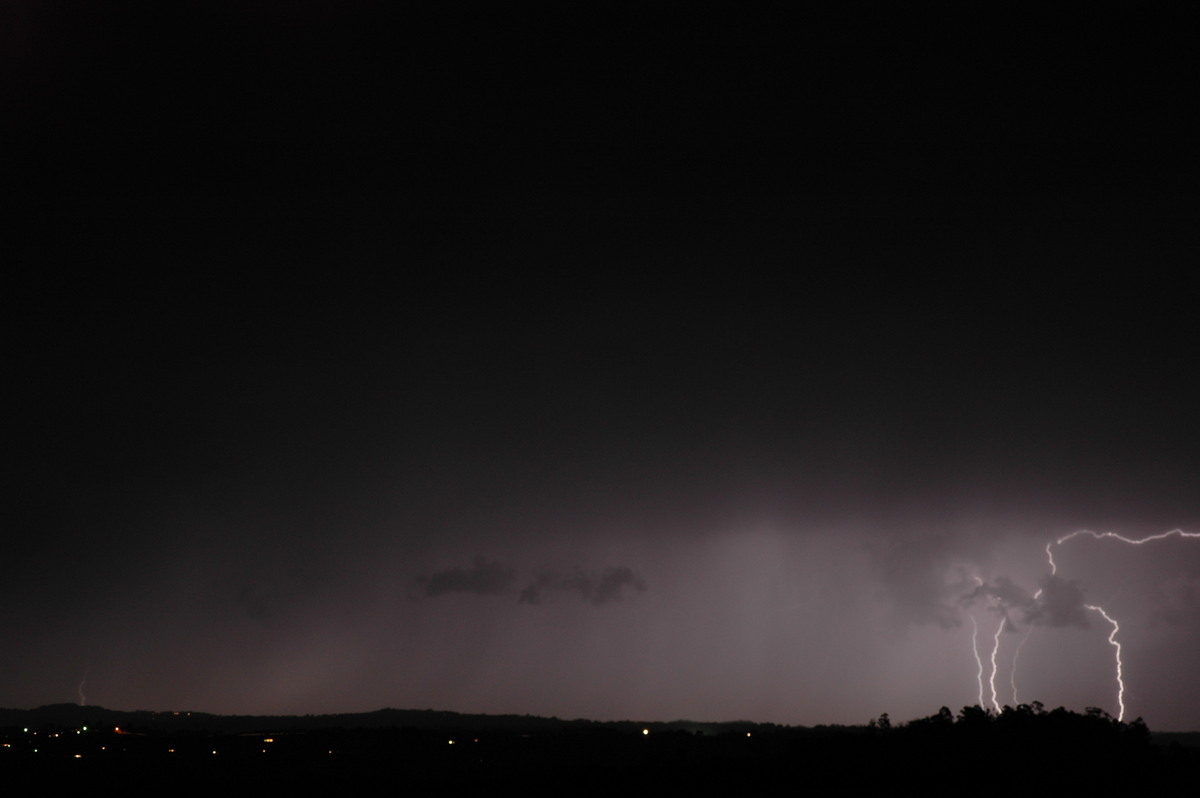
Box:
[961,576,1039,621]
[421,556,516,598]
[1024,574,1090,629]
[959,573,1092,631]
[982,576,1036,610]
[419,559,646,606]
[518,566,646,606]
[594,567,646,605]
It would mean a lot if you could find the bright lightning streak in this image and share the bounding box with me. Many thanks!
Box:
[969,614,984,708]
[1058,528,1200,547]
[1040,528,1200,722]
[989,616,1005,712]
[957,528,1197,720]
[1032,542,1054,601]
[1085,604,1125,722]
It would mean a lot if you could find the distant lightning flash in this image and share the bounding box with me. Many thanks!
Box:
[1010,629,1031,706]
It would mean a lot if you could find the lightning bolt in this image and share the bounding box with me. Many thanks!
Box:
[1039,528,1199,721]
[959,528,1196,718]
[969,613,984,708]
[1057,528,1200,547]
[989,616,1005,712]
[1085,603,1124,721]
[965,574,1006,711]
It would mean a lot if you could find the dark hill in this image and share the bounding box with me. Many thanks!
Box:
[3,704,1199,795]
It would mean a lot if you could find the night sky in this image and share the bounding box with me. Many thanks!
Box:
[7,5,1200,728]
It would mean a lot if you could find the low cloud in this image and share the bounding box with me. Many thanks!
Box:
[419,559,646,606]
[519,566,646,606]
[959,573,1090,630]
[960,576,1038,620]
[1023,574,1090,629]
[420,556,516,597]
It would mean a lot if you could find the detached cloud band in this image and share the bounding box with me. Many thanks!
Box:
[419,557,646,606]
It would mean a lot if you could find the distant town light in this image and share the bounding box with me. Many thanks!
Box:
[642,729,649,735]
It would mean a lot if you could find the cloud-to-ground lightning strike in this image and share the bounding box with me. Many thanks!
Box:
[964,575,1006,712]
[988,616,1005,713]
[963,529,1198,719]
[1085,604,1124,721]
[1034,528,1200,721]
[969,614,984,709]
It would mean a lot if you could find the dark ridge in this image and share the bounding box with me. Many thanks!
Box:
[4,702,1200,794]
[0,703,775,736]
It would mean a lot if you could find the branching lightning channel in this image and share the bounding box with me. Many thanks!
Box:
[965,574,1006,712]
[1038,528,1200,722]
[959,528,1197,718]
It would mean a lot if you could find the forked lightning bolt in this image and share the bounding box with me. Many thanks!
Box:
[968,529,1196,719]
[1038,528,1200,721]
[966,575,1005,712]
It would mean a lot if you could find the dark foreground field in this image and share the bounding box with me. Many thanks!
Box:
[4,704,1198,795]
